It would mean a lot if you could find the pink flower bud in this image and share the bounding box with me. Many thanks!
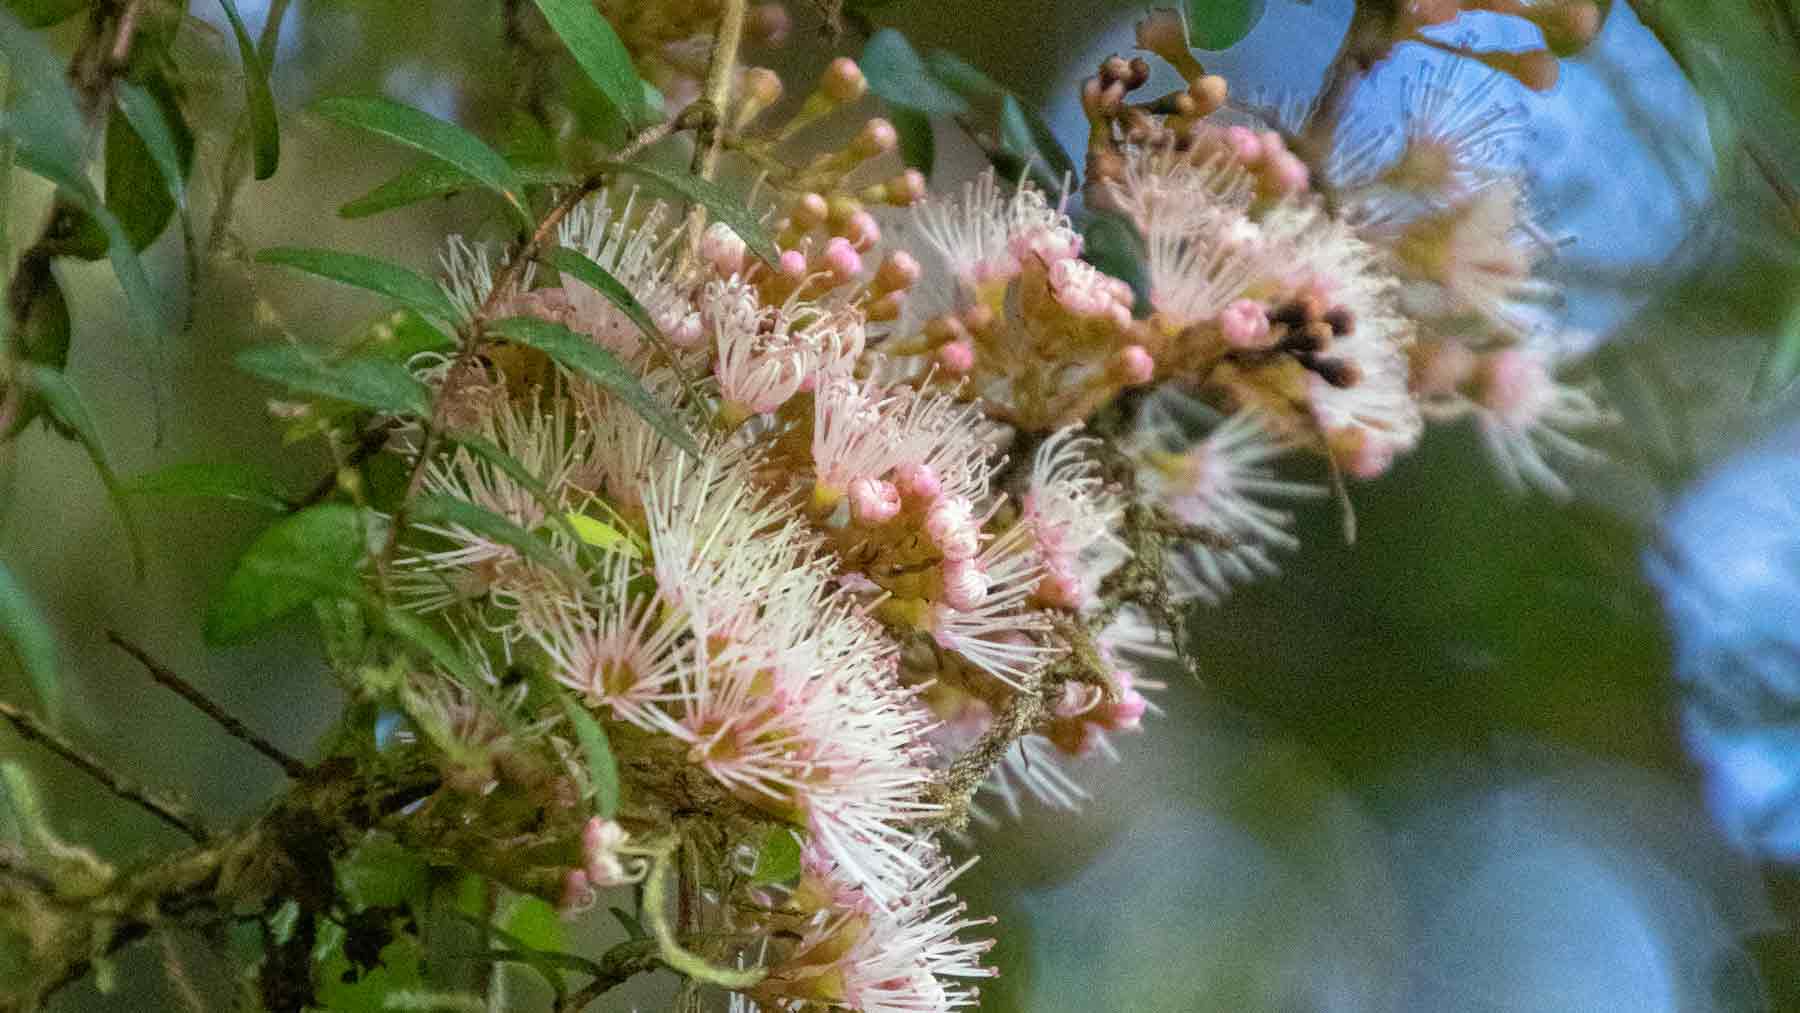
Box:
[849,477,902,524]
[926,496,980,561]
[820,236,863,282]
[852,118,899,159]
[750,2,791,44]
[701,222,748,276]
[876,251,921,293]
[1265,152,1310,195]
[779,248,809,278]
[743,67,783,108]
[1219,298,1273,349]
[1111,344,1155,385]
[793,192,829,228]
[887,169,927,206]
[1224,125,1263,163]
[936,339,976,375]
[821,57,867,103]
[895,462,943,501]
[940,557,991,610]
[844,210,881,251]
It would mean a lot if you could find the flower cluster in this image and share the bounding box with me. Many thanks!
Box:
[365,16,1612,1011]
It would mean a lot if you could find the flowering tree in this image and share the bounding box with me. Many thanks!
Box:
[0,0,1792,1010]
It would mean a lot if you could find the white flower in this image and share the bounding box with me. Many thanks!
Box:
[914,171,1079,294]
[1132,401,1322,605]
[556,190,704,356]
[1468,337,1613,498]
[929,522,1057,688]
[1021,427,1126,610]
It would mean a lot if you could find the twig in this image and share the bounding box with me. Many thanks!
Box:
[106,631,310,779]
[0,698,208,842]
[685,0,750,248]
[555,939,663,1011]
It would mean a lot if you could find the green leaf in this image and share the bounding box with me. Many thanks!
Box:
[558,693,620,817]
[923,49,1005,102]
[890,106,935,176]
[204,504,369,643]
[563,512,640,558]
[543,245,677,362]
[595,159,778,265]
[3,0,88,27]
[0,560,60,721]
[216,0,280,180]
[339,836,434,909]
[351,308,458,363]
[22,365,146,576]
[1184,0,1265,50]
[409,493,572,576]
[114,81,190,207]
[751,826,802,885]
[124,460,292,512]
[488,315,699,456]
[999,94,1077,194]
[339,160,574,219]
[310,96,529,228]
[1080,210,1150,317]
[1753,289,1800,401]
[0,11,85,178]
[104,104,176,250]
[255,246,458,323]
[532,0,650,127]
[860,29,969,117]
[236,342,432,416]
[366,600,480,687]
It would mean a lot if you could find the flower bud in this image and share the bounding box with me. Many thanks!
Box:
[895,462,943,502]
[935,338,976,376]
[701,221,748,276]
[1110,345,1156,385]
[1219,298,1273,349]
[819,236,863,283]
[851,118,899,159]
[849,477,902,525]
[821,56,866,103]
[926,496,981,561]
[940,557,991,610]
[750,2,791,44]
[876,251,922,293]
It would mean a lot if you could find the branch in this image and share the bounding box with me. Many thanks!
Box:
[685,0,750,249]
[106,631,311,779]
[0,699,208,842]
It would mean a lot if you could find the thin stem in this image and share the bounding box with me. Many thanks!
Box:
[206,0,294,258]
[0,699,208,842]
[106,631,311,779]
[684,0,749,248]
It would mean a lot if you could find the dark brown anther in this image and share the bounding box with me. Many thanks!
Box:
[1102,55,1132,85]
[1127,57,1152,89]
[1323,306,1355,335]
[1268,301,1308,328]
[1310,358,1363,389]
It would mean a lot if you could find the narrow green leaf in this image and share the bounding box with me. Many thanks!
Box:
[23,365,146,577]
[3,0,89,28]
[363,599,480,688]
[999,94,1077,193]
[923,49,1005,102]
[1752,291,1800,401]
[339,160,573,219]
[409,493,572,576]
[543,245,675,360]
[114,81,189,207]
[0,560,60,721]
[751,827,802,885]
[890,106,935,176]
[310,96,529,228]
[608,907,647,939]
[860,29,969,117]
[532,0,649,127]
[488,315,699,456]
[558,693,620,817]
[255,246,458,323]
[125,461,292,512]
[216,0,280,179]
[563,513,640,559]
[594,159,777,264]
[204,504,368,643]
[15,148,166,341]
[236,343,432,416]
[1184,0,1265,50]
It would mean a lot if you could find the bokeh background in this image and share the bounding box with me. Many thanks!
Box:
[7,0,1800,1010]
